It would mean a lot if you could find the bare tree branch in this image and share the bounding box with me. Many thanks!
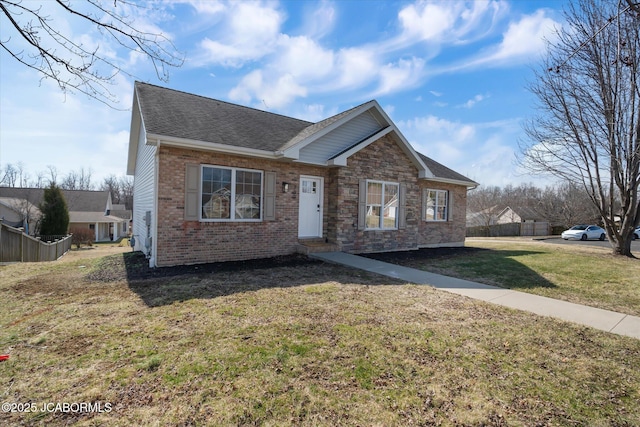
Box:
[0,0,184,107]
[520,0,640,257]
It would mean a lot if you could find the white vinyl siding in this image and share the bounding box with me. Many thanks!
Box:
[299,111,383,164]
[131,120,156,256]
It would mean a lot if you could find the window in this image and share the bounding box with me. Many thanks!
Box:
[425,189,448,221]
[366,181,399,229]
[201,166,262,221]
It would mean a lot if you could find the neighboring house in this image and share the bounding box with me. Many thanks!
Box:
[496,206,546,224]
[496,206,550,236]
[127,82,478,268]
[466,205,500,228]
[0,196,40,233]
[0,187,130,241]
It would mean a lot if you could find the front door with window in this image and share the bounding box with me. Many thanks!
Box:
[298,176,323,238]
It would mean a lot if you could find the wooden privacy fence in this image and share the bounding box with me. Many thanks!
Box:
[467,222,551,237]
[0,223,72,263]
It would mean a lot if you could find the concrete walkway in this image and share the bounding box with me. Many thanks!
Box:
[311,252,640,340]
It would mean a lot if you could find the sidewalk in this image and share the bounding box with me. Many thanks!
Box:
[311,252,640,340]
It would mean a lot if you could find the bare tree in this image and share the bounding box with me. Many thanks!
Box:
[119,175,133,210]
[521,0,640,257]
[537,182,600,229]
[45,165,58,186]
[100,174,133,209]
[1,163,18,187]
[60,167,94,190]
[100,174,121,203]
[467,186,502,228]
[0,0,183,106]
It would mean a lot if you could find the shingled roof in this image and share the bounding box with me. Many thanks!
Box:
[133,82,477,187]
[418,153,478,186]
[135,82,312,151]
[0,187,111,213]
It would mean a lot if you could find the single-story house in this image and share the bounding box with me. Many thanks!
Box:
[127,82,478,268]
[496,206,546,225]
[0,187,130,241]
[496,205,550,236]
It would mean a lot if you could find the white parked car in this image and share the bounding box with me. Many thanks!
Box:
[561,225,606,241]
[633,226,640,240]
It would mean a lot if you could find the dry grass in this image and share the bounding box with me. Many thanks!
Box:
[1,247,639,426]
[369,239,640,316]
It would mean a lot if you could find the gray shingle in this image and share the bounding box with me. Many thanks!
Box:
[417,153,477,185]
[0,187,109,212]
[135,82,312,151]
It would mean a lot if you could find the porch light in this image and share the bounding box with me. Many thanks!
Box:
[282,182,289,193]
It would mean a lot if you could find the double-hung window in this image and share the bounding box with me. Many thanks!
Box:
[366,180,399,229]
[425,189,448,221]
[201,166,262,221]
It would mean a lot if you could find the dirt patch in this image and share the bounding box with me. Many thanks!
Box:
[59,245,130,262]
[87,251,322,282]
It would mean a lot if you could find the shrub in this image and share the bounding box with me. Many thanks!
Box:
[39,184,69,235]
[70,227,95,248]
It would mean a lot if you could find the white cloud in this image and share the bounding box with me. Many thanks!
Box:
[460,94,488,108]
[198,2,283,67]
[302,0,336,39]
[275,35,335,81]
[458,9,560,70]
[331,47,379,90]
[229,70,307,109]
[374,57,426,96]
[398,2,458,41]
[184,0,225,15]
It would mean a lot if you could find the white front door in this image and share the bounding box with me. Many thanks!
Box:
[298,176,323,238]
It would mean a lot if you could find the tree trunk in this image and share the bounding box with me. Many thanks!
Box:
[611,234,634,257]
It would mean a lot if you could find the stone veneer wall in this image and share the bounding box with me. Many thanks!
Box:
[334,134,421,253]
[417,182,468,247]
[333,134,468,253]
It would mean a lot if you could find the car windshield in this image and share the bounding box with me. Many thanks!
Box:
[570,225,587,230]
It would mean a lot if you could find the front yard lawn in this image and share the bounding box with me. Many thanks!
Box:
[367,240,640,317]
[1,249,639,426]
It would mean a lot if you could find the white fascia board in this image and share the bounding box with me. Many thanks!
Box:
[145,133,280,160]
[327,127,394,166]
[278,101,380,159]
[421,177,479,189]
[126,92,143,175]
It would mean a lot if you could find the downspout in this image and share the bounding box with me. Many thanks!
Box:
[149,139,161,268]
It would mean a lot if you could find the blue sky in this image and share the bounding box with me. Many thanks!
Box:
[0,0,567,188]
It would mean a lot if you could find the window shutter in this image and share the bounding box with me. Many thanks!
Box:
[185,164,199,221]
[358,179,367,230]
[264,171,276,221]
[447,190,453,222]
[421,188,427,221]
[398,183,407,229]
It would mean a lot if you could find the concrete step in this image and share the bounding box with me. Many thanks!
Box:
[296,239,339,254]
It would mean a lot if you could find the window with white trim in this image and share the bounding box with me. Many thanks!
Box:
[201,166,263,221]
[366,180,399,229]
[425,189,448,221]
